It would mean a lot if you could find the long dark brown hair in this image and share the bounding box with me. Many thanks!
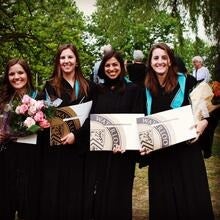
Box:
[145,43,178,96]
[50,44,89,98]
[0,58,34,111]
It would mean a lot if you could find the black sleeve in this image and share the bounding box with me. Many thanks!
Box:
[36,81,56,100]
[130,84,146,114]
[199,107,220,158]
[73,81,98,153]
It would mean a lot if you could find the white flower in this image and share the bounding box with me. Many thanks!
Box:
[24,117,36,128]
[28,104,37,116]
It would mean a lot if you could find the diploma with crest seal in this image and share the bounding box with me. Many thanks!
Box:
[50,101,92,145]
[136,105,197,152]
[90,113,144,151]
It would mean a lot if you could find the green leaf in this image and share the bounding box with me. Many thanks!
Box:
[27,124,40,133]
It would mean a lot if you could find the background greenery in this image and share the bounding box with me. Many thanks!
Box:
[0,0,220,89]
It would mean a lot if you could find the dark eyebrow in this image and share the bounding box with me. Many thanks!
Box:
[9,70,24,74]
[152,55,159,59]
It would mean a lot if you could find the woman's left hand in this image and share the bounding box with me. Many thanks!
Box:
[190,119,208,143]
[196,119,208,136]
[61,132,75,145]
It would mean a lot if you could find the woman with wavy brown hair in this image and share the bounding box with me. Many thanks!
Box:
[0,58,40,220]
[140,43,214,220]
[38,43,93,220]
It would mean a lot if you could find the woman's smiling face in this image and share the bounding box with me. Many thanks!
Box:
[151,48,171,76]
[104,57,121,79]
[8,63,28,93]
[59,48,77,75]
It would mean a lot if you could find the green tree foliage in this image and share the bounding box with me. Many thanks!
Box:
[181,0,220,46]
[153,0,219,75]
[0,0,87,88]
[88,0,216,77]
[89,0,181,59]
[1,0,218,84]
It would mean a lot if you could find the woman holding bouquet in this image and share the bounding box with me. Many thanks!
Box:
[140,43,214,219]
[0,58,41,220]
[38,43,94,220]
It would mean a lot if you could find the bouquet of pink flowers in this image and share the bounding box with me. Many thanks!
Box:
[8,94,55,136]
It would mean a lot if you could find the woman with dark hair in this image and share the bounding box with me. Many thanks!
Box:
[0,59,35,109]
[83,50,145,220]
[140,43,214,219]
[0,58,40,220]
[38,44,93,220]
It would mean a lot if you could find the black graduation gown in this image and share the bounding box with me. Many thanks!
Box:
[0,145,8,220]
[199,105,220,158]
[83,80,145,220]
[141,76,214,220]
[127,63,147,87]
[2,141,41,220]
[38,79,92,220]
[0,93,42,220]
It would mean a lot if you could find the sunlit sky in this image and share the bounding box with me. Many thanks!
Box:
[75,0,96,16]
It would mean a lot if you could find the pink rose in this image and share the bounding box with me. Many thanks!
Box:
[28,104,37,116]
[22,94,31,104]
[29,98,37,106]
[39,119,50,128]
[34,111,44,122]
[24,117,36,128]
[35,100,44,110]
[18,104,29,114]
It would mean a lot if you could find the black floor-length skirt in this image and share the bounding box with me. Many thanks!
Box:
[1,140,42,220]
[148,142,214,220]
[38,135,86,220]
[83,151,137,220]
[0,147,10,220]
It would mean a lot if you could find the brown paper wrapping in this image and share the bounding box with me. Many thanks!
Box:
[190,82,220,122]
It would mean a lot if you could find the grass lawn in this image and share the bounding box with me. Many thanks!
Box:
[133,122,220,220]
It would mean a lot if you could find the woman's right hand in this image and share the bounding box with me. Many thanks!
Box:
[140,147,151,155]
